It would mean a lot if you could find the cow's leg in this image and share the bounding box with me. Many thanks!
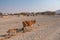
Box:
[22,27,26,33]
[23,26,32,33]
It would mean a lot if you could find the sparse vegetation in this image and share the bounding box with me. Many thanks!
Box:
[0,11,57,18]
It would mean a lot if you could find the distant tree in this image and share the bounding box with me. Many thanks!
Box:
[0,12,3,15]
[41,12,45,15]
[31,12,34,16]
[20,12,27,16]
[0,12,3,17]
[35,12,41,16]
[41,11,56,15]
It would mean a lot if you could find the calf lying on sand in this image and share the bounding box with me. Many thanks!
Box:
[0,28,23,40]
[7,28,18,36]
[22,20,36,32]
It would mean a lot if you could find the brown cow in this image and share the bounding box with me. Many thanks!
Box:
[22,20,36,27]
[22,20,36,32]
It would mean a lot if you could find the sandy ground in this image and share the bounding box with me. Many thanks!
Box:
[0,15,60,40]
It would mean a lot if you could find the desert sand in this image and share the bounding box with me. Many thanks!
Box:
[0,15,60,40]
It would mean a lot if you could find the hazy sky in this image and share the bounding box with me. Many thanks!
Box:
[0,0,60,13]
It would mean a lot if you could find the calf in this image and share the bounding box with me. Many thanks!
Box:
[7,28,18,36]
